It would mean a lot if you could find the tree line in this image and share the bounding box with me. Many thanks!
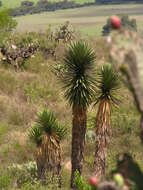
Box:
[96,0,143,4]
[7,0,143,17]
[10,0,94,17]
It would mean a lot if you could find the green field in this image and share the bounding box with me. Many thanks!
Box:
[16,4,143,36]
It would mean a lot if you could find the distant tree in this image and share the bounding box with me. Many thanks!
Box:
[0,9,17,42]
[0,1,2,7]
[0,9,17,33]
[102,15,137,36]
[96,0,143,4]
[21,1,34,7]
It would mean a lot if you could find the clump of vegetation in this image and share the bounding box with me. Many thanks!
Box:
[55,21,75,43]
[0,22,75,69]
[0,174,12,190]
[0,9,17,41]
[8,162,37,187]
[0,33,39,69]
[38,28,57,58]
[74,171,92,190]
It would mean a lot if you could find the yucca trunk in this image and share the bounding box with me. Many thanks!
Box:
[36,146,46,180]
[94,98,111,179]
[36,135,62,187]
[71,106,87,189]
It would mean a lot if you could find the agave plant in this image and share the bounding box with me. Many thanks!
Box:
[94,65,120,179]
[61,41,96,188]
[29,109,66,186]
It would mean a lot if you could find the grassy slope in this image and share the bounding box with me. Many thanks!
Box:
[0,3,143,189]
[15,4,143,36]
[0,37,142,189]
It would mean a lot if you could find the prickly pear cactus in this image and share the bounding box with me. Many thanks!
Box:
[55,21,75,43]
[109,30,143,81]
[108,30,143,113]
[107,29,143,142]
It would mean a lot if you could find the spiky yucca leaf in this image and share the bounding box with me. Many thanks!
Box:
[63,41,96,108]
[36,110,67,140]
[29,125,42,146]
[95,64,120,105]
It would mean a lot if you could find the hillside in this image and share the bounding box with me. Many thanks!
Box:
[0,31,143,189]
[0,3,143,189]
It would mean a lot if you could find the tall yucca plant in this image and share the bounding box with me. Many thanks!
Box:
[94,65,120,179]
[62,41,96,188]
[29,110,66,186]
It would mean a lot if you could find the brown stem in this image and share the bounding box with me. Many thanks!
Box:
[71,106,87,189]
[94,99,111,179]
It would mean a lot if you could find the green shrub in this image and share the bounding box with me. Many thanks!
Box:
[38,29,57,57]
[74,171,92,190]
[9,161,62,189]
[9,162,37,187]
[24,82,49,103]
[52,62,67,78]
[21,182,42,190]
[0,9,17,42]
[21,181,60,190]
[0,175,11,189]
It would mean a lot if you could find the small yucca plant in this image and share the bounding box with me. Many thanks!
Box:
[29,109,66,186]
[94,64,120,179]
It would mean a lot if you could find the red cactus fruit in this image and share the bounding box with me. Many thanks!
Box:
[110,16,121,29]
[89,176,99,187]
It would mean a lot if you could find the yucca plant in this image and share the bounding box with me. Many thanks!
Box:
[62,41,96,188]
[29,109,66,186]
[94,65,120,179]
